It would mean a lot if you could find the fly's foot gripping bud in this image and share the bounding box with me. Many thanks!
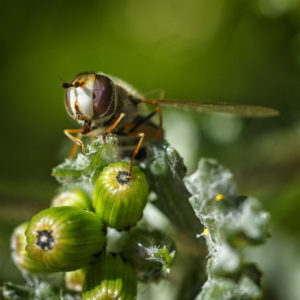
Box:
[11,222,48,273]
[83,253,137,300]
[51,189,92,210]
[93,162,149,230]
[123,229,176,282]
[25,206,106,272]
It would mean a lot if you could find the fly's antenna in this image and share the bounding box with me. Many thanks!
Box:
[61,82,80,89]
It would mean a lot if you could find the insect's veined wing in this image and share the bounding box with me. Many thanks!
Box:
[140,99,279,118]
[142,89,165,100]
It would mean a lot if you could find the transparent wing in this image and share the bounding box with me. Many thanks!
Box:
[142,89,165,100]
[141,99,279,118]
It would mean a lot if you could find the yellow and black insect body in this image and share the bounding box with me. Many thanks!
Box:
[62,71,278,175]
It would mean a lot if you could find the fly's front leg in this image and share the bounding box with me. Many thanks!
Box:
[102,113,126,144]
[64,129,87,159]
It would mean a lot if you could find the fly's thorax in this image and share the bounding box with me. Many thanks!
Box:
[105,74,144,126]
[107,73,143,100]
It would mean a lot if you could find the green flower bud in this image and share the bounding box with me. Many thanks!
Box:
[123,229,176,282]
[25,206,106,272]
[65,269,85,292]
[11,222,48,273]
[93,162,149,230]
[51,189,92,210]
[83,253,137,300]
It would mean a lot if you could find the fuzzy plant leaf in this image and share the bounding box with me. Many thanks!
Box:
[145,141,269,300]
[197,263,262,300]
[122,228,176,282]
[52,136,118,190]
[184,158,270,300]
[145,141,208,299]
[145,141,203,237]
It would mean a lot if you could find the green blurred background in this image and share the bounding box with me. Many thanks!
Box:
[1,0,300,299]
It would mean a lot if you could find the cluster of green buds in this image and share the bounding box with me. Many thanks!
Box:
[10,160,176,299]
[6,136,272,300]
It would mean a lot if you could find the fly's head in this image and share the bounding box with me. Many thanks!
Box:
[63,72,117,133]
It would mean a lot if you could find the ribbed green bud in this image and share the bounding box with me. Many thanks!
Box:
[93,162,149,230]
[25,206,106,272]
[123,229,176,282]
[83,254,137,300]
[65,269,85,292]
[51,189,92,210]
[11,222,48,273]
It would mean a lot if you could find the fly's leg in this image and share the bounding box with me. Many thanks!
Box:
[126,132,145,177]
[120,107,163,176]
[103,113,126,144]
[70,139,79,159]
[64,113,126,159]
[64,129,87,159]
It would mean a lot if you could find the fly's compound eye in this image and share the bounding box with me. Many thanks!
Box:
[93,74,116,118]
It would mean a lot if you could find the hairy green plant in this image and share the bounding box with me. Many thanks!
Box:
[1,136,270,300]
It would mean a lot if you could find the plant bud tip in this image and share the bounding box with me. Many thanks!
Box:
[36,230,54,250]
[116,170,131,185]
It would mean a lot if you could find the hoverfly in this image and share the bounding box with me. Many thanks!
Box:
[62,72,279,176]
